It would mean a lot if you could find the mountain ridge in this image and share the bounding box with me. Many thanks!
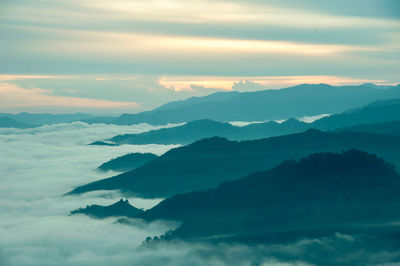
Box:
[98,153,159,172]
[90,97,400,146]
[67,129,400,198]
[137,150,400,243]
[111,83,400,125]
[70,199,144,219]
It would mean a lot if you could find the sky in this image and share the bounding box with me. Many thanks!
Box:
[0,0,399,114]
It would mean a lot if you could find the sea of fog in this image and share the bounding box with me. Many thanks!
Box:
[0,122,314,266]
[0,122,182,265]
[0,122,394,266]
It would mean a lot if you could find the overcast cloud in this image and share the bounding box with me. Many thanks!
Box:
[0,0,399,113]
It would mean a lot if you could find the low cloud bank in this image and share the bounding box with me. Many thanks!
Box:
[0,122,398,265]
[0,123,177,265]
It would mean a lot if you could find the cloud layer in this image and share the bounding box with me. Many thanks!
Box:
[0,123,177,265]
[0,83,139,113]
[0,123,400,265]
[0,122,319,266]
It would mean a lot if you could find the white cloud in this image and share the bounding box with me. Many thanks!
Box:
[0,122,320,266]
[160,75,392,92]
[0,122,399,265]
[0,122,179,265]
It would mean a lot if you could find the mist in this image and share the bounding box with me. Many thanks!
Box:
[0,122,177,266]
[0,122,397,266]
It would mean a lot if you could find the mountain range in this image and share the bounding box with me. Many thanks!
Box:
[312,97,400,130]
[100,118,307,145]
[91,97,400,145]
[70,199,144,219]
[335,121,400,136]
[0,112,96,126]
[111,83,400,125]
[138,150,400,244]
[0,116,38,129]
[98,153,158,172]
[67,129,400,198]
[3,83,400,128]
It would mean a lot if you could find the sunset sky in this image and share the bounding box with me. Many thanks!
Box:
[1,0,399,113]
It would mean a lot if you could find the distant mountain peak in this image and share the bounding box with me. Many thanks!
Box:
[97,152,158,172]
[281,118,302,125]
[70,199,144,219]
[110,83,400,125]
[361,82,378,87]
[289,149,394,174]
[114,198,129,205]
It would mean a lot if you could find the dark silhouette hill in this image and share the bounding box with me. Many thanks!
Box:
[139,150,400,243]
[335,121,400,136]
[98,153,158,172]
[89,141,118,146]
[70,199,143,219]
[110,83,400,125]
[0,116,38,128]
[67,130,400,198]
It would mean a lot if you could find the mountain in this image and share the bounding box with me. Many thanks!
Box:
[106,119,237,145]
[313,98,400,130]
[0,116,38,128]
[336,121,400,136]
[139,150,400,243]
[96,119,309,145]
[98,153,158,172]
[0,112,94,126]
[90,97,400,146]
[89,141,118,146]
[110,83,400,125]
[70,199,143,219]
[153,91,240,112]
[67,130,400,198]
[81,116,117,124]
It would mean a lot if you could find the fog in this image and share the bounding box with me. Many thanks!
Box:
[0,122,396,266]
[0,122,177,266]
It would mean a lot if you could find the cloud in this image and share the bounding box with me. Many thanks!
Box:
[0,121,316,266]
[0,74,395,114]
[159,76,236,92]
[257,0,400,20]
[0,122,177,265]
[0,83,139,113]
[0,75,210,112]
[1,122,400,265]
[9,25,385,57]
[0,74,76,81]
[233,80,264,91]
[11,0,400,29]
[160,75,393,92]
[1,0,399,83]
